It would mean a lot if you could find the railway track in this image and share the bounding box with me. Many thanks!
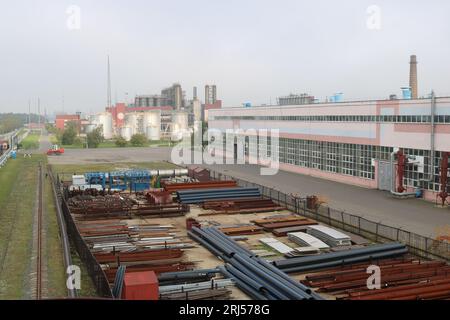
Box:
[36,162,43,300]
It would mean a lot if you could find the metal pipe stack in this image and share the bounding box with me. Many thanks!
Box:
[273,243,408,273]
[188,227,323,300]
[177,187,261,204]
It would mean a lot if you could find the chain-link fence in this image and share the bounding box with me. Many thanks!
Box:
[56,174,113,298]
[209,170,450,262]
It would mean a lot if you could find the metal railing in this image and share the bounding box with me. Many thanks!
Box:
[0,149,11,167]
[0,129,28,168]
[56,174,113,298]
[209,170,450,262]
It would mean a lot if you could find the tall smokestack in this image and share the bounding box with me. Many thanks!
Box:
[409,55,418,99]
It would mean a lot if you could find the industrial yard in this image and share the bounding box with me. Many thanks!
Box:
[2,1,450,311]
[42,156,449,301]
[0,129,448,302]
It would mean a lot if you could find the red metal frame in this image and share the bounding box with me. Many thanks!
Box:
[438,152,449,206]
[396,150,406,193]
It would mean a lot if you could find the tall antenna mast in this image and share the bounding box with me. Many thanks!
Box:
[107,55,112,109]
[38,98,41,128]
[28,100,31,128]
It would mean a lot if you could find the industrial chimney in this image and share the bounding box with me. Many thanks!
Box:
[409,55,418,99]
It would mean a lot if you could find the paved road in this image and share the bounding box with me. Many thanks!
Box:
[47,147,450,238]
[48,146,172,165]
[38,132,52,154]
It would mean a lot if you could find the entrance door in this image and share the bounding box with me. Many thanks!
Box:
[378,161,392,191]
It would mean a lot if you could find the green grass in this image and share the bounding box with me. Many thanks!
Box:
[69,247,97,297]
[0,155,41,298]
[61,139,174,149]
[44,173,69,298]
[21,133,41,150]
[49,135,58,145]
[0,155,71,298]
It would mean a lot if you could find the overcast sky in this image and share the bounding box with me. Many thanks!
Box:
[1,0,450,114]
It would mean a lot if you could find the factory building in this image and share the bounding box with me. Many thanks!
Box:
[134,95,169,108]
[278,93,315,105]
[205,85,217,104]
[161,83,184,110]
[83,83,222,142]
[208,95,450,203]
[55,114,81,132]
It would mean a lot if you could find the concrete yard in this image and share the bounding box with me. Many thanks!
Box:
[48,147,450,238]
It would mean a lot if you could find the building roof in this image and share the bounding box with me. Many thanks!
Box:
[56,114,80,120]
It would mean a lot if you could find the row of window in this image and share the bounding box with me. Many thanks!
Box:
[212,114,450,124]
[221,135,447,192]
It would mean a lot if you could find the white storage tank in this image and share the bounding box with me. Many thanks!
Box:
[124,112,140,136]
[98,112,113,139]
[120,127,132,141]
[85,124,96,134]
[143,110,161,141]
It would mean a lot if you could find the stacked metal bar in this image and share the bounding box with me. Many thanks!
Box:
[188,227,323,300]
[306,225,352,247]
[201,198,285,215]
[68,194,189,218]
[163,180,237,193]
[158,268,219,286]
[252,215,318,234]
[287,232,330,250]
[219,225,264,236]
[177,187,261,204]
[300,259,450,300]
[273,243,408,273]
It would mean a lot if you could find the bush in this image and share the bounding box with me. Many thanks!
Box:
[115,136,128,147]
[130,134,148,147]
[73,137,83,146]
[87,127,104,148]
[61,128,76,145]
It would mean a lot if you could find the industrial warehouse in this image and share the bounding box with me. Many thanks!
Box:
[209,57,450,205]
[2,2,450,315]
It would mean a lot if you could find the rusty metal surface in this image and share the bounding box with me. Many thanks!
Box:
[163,180,237,193]
[299,258,450,300]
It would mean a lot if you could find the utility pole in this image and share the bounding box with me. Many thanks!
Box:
[107,55,112,109]
[38,98,41,129]
[28,100,31,129]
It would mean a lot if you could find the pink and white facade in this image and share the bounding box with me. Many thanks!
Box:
[209,97,450,202]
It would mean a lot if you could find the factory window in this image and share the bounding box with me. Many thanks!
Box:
[212,114,450,124]
[325,142,338,173]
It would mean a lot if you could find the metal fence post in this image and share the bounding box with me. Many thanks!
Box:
[341,211,345,230]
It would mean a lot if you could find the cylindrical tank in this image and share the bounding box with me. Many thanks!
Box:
[401,87,412,100]
[193,99,202,122]
[171,111,189,141]
[98,112,113,139]
[120,127,132,141]
[149,169,189,177]
[124,113,140,136]
[85,124,96,134]
[143,110,161,141]
[334,93,343,102]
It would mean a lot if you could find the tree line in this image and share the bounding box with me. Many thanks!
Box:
[0,113,44,134]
